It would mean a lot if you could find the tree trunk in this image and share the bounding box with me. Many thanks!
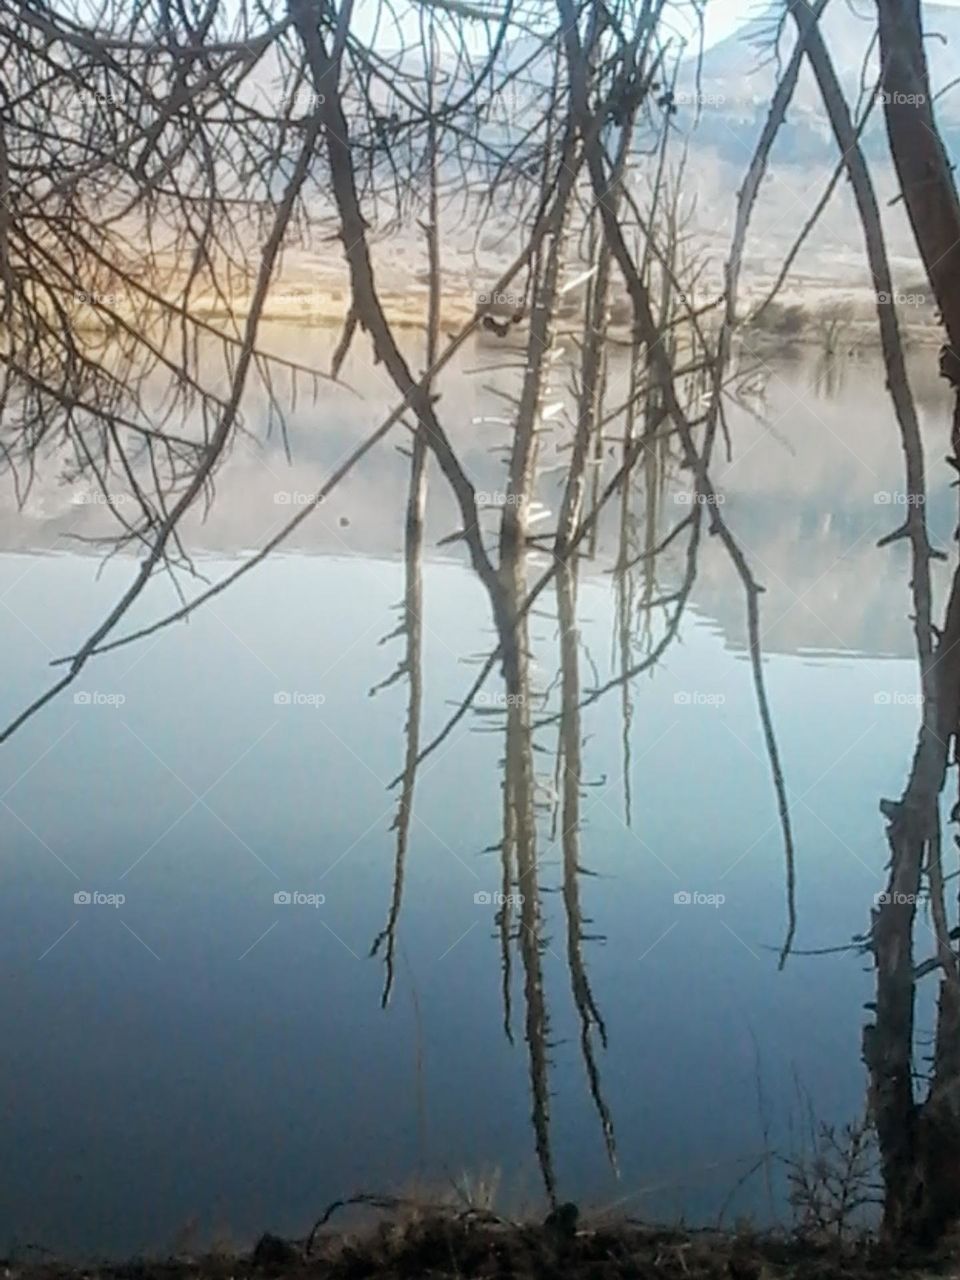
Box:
[876,0,960,484]
[866,0,960,1239]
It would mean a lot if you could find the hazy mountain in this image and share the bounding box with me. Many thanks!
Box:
[664,2,960,280]
[675,0,960,160]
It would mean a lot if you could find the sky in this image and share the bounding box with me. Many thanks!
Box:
[353,0,960,60]
[668,0,960,54]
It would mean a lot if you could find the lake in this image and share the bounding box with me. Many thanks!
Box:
[0,330,952,1255]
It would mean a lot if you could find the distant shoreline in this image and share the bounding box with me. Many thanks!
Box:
[70,285,948,352]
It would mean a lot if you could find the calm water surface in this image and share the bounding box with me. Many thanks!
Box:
[0,335,953,1254]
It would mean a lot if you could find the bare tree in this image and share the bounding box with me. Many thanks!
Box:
[0,0,853,1214]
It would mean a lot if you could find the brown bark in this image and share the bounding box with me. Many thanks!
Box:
[875,0,960,425]
[557,0,798,962]
[288,0,532,682]
[796,0,960,1240]
[873,0,960,1237]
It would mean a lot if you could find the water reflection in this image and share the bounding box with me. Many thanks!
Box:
[4,326,950,660]
[369,442,620,1203]
[0,336,952,1253]
[555,557,618,1175]
[367,440,426,1009]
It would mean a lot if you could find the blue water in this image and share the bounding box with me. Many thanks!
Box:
[0,541,923,1254]
[1,339,954,1253]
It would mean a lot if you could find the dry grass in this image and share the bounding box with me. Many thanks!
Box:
[7,1201,960,1280]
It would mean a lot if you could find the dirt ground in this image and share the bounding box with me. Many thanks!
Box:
[9,1207,960,1280]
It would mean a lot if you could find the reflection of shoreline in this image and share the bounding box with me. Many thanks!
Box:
[0,526,931,664]
[0,506,937,663]
[1,343,951,663]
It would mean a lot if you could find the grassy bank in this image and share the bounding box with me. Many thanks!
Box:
[7,1202,960,1280]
